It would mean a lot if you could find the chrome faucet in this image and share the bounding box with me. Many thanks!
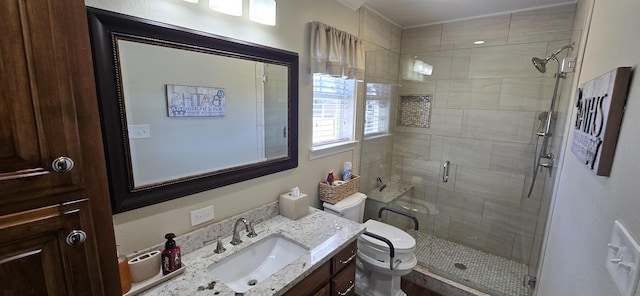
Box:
[230,218,258,245]
[213,236,226,254]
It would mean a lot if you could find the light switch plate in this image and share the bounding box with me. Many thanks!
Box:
[128,124,151,139]
[606,220,640,296]
[190,206,215,226]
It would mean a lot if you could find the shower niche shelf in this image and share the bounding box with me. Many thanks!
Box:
[397,95,432,128]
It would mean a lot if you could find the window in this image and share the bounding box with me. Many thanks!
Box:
[364,83,391,136]
[312,73,356,147]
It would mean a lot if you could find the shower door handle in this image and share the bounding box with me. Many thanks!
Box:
[443,161,450,183]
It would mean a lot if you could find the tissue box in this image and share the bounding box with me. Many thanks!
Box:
[279,193,309,220]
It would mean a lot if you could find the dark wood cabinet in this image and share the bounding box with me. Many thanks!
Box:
[0,0,119,295]
[332,262,356,296]
[283,241,357,296]
[331,241,357,296]
[283,261,332,296]
[313,283,331,296]
[0,200,103,295]
[1,0,86,211]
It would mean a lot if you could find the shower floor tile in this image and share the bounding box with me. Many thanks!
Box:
[414,233,529,296]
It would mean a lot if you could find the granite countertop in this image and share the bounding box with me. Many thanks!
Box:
[139,208,365,296]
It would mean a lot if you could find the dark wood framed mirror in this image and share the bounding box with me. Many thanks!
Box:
[87,8,299,213]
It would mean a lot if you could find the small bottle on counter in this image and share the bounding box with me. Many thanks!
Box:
[117,249,131,294]
[342,161,352,181]
[327,170,334,185]
[161,233,181,275]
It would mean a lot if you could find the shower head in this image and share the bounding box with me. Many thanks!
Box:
[531,43,575,73]
[532,57,549,73]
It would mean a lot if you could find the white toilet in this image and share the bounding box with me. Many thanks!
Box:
[323,192,417,296]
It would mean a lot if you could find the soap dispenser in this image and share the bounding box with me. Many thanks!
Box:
[161,233,181,275]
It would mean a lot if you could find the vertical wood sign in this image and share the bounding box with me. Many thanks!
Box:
[571,67,631,176]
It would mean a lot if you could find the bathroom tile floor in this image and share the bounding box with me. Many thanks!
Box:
[401,279,444,296]
[414,233,529,296]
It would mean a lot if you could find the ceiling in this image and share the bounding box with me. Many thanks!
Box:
[354,0,576,28]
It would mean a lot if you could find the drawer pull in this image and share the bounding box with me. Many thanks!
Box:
[337,281,354,296]
[339,252,356,265]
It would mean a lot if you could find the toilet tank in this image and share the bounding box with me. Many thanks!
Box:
[322,192,367,223]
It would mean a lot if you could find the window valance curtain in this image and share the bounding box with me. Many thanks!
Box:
[310,21,365,80]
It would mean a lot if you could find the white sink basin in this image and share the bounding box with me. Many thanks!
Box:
[207,234,308,293]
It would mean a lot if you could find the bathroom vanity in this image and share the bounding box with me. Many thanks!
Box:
[138,206,365,296]
[282,241,357,296]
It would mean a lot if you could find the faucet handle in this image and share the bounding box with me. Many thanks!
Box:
[247,222,258,238]
[214,236,226,254]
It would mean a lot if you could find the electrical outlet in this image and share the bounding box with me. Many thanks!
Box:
[190,206,215,226]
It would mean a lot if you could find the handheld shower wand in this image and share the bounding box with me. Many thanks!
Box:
[527,42,574,197]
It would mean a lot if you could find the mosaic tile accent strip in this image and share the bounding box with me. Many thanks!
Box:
[398,95,432,128]
[413,232,530,296]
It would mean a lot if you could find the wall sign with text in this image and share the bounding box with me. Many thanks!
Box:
[571,67,631,176]
[166,84,226,117]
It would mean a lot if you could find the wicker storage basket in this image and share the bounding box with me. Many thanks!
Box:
[319,175,360,204]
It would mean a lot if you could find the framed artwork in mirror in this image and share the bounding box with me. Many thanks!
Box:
[166,84,227,117]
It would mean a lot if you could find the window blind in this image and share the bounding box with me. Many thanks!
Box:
[364,83,391,136]
[312,73,355,146]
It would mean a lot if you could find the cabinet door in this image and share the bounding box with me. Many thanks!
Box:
[0,199,103,295]
[332,262,356,296]
[0,0,116,294]
[282,261,331,296]
[0,0,88,212]
[332,241,357,274]
[313,283,330,296]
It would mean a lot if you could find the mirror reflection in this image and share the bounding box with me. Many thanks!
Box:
[117,39,289,187]
[87,7,298,213]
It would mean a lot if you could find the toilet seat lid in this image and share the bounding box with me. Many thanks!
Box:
[362,219,415,251]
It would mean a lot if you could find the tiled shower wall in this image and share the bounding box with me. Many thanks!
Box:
[392,4,577,264]
[263,64,288,159]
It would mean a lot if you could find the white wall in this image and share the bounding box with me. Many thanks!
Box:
[86,0,362,254]
[120,41,260,185]
[538,0,640,295]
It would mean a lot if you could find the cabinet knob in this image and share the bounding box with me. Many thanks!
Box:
[52,156,74,172]
[66,230,87,246]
